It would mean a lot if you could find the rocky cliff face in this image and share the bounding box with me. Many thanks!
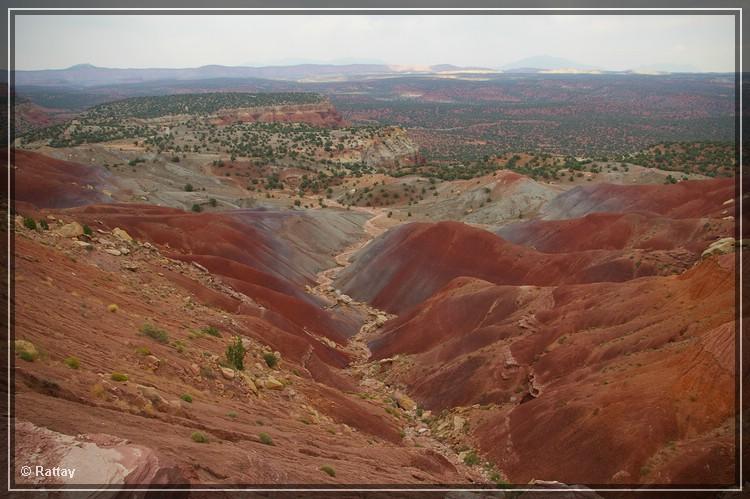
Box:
[209,100,346,127]
[360,126,420,168]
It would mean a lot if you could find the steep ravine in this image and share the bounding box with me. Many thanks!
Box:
[306,210,497,485]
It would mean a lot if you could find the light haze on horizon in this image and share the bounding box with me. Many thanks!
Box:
[14,14,736,72]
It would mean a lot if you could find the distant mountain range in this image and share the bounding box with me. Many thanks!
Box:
[501,55,599,72]
[11,58,716,88]
[12,63,500,88]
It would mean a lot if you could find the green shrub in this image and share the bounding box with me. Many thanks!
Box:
[22,217,37,230]
[172,340,186,354]
[82,224,93,236]
[191,204,202,213]
[463,451,480,466]
[202,325,221,337]
[135,346,151,356]
[226,336,246,370]
[258,432,274,445]
[184,183,194,192]
[320,465,336,477]
[111,372,128,382]
[39,219,49,230]
[180,393,193,403]
[263,352,278,368]
[209,198,217,207]
[64,356,80,369]
[140,323,169,343]
[190,431,208,443]
[227,411,238,418]
[19,351,35,362]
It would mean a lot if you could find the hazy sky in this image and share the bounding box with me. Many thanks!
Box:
[14,14,736,72]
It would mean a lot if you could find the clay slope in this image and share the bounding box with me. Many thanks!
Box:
[497,211,734,256]
[66,204,368,345]
[540,177,735,220]
[368,254,736,485]
[337,221,702,315]
[12,225,470,485]
[13,148,119,208]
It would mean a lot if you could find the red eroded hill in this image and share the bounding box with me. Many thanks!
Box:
[12,148,118,208]
[368,254,736,485]
[497,212,734,255]
[540,177,735,220]
[12,228,471,484]
[65,204,365,345]
[337,221,703,314]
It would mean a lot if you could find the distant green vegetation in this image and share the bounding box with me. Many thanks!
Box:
[85,92,324,120]
[623,141,735,177]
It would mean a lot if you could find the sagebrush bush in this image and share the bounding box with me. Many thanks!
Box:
[64,356,80,369]
[140,323,169,343]
[191,431,208,443]
[202,325,220,337]
[320,465,336,477]
[226,336,246,370]
[463,451,480,466]
[258,432,273,445]
[263,352,278,368]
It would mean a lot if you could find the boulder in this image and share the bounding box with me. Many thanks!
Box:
[55,222,84,238]
[121,262,139,272]
[112,227,133,243]
[14,421,186,485]
[394,391,417,412]
[264,376,284,390]
[144,355,160,370]
[14,339,38,359]
[220,367,236,380]
[104,248,122,256]
[453,415,466,432]
[702,237,736,258]
[240,372,259,395]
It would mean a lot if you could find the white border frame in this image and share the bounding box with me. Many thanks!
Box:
[5,6,744,494]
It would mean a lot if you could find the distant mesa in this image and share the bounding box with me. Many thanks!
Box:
[501,55,599,72]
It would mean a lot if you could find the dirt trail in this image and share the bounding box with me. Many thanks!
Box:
[308,211,490,484]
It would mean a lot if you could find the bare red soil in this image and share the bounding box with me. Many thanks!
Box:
[66,204,366,347]
[337,221,707,314]
[498,212,734,255]
[368,254,736,485]
[541,177,735,220]
[12,231,469,485]
[13,149,118,208]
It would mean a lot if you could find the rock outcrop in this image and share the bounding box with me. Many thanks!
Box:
[14,421,186,486]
